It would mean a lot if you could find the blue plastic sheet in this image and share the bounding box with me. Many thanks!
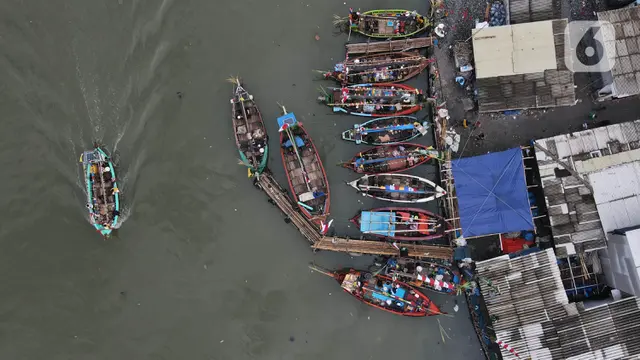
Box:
[360,211,395,236]
[451,148,533,237]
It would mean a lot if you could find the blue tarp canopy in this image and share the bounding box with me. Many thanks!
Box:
[277,112,298,130]
[451,148,533,237]
[360,211,395,236]
[283,136,305,148]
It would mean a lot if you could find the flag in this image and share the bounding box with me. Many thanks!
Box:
[278,123,289,132]
[320,219,334,235]
[391,242,399,250]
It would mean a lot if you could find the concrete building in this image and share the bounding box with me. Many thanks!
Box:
[473,19,575,112]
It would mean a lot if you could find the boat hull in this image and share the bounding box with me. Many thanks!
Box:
[385,259,462,295]
[347,173,446,203]
[349,9,429,39]
[341,116,429,145]
[326,52,429,85]
[336,270,441,317]
[319,83,424,117]
[278,116,330,225]
[231,80,268,175]
[350,207,450,241]
[343,143,437,174]
[80,147,120,237]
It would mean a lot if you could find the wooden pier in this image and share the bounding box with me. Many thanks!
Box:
[313,237,453,260]
[346,37,433,55]
[255,171,321,244]
[255,170,453,260]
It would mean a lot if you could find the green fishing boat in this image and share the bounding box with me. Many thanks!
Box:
[230,77,268,177]
[80,145,120,238]
[338,9,429,39]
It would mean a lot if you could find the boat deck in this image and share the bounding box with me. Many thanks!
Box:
[345,37,432,55]
[255,171,452,260]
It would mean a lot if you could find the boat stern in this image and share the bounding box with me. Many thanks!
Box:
[346,178,360,191]
[341,129,355,142]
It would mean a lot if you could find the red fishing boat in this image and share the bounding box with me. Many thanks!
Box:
[317,83,425,117]
[340,143,439,174]
[350,207,450,241]
[310,264,442,317]
[277,106,330,225]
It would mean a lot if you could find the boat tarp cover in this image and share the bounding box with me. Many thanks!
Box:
[283,136,305,148]
[277,112,298,128]
[362,124,414,133]
[451,147,534,237]
[360,211,395,236]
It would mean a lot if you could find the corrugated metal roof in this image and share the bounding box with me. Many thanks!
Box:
[477,249,640,359]
[477,19,574,112]
[590,161,640,232]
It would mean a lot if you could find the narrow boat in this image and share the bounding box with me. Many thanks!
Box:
[309,264,442,317]
[277,106,330,225]
[339,9,429,39]
[383,258,462,295]
[350,207,450,241]
[317,83,424,117]
[230,77,268,177]
[340,143,439,174]
[321,52,430,85]
[346,173,446,203]
[79,145,120,237]
[342,116,429,145]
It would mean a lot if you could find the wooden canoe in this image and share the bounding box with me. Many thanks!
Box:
[318,83,424,117]
[385,258,462,295]
[342,116,429,145]
[277,108,330,225]
[80,145,120,238]
[347,173,446,203]
[345,37,433,56]
[311,265,442,317]
[230,78,268,176]
[323,52,430,85]
[341,143,439,174]
[350,207,450,241]
[346,9,429,39]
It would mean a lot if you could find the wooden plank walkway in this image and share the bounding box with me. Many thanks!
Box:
[313,237,453,260]
[346,37,433,55]
[255,171,321,244]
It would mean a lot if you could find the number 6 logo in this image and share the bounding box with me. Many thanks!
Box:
[565,21,616,73]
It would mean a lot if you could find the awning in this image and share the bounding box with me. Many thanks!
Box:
[360,211,396,236]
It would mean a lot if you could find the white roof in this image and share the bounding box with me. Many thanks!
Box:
[590,161,640,232]
[472,20,558,79]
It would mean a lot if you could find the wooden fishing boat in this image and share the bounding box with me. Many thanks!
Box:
[347,173,446,203]
[230,77,268,177]
[277,106,330,225]
[342,116,429,145]
[79,145,120,237]
[340,143,439,174]
[318,83,424,117]
[350,207,450,241]
[383,258,462,294]
[309,264,442,317]
[341,9,429,39]
[322,52,430,85]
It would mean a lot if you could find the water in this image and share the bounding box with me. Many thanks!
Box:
[0,1,484,359]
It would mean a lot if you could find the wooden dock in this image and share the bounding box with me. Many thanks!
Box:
[313,237,453,260]
[346,37,433,56]
[255,171,321,244]
[255,170,453,260]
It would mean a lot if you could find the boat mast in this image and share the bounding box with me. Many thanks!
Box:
[281,105,312,192]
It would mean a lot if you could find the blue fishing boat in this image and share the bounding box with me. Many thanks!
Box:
[342,116,429,145]
[79,146,120,237]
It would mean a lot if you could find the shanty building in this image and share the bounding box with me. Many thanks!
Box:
[473,19,576,112]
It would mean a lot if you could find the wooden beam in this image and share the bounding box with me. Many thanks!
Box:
[312,237,453,260]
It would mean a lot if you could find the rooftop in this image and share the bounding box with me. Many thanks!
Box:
[597,6,640,99]
[475,19,575,112]
[534,120,640,256]
[476,248,640,359]
[509,0,560,24]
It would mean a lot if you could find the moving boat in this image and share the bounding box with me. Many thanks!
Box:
[340,143,439,174]
[350,207,450,241]
[346,173,446,203]
[317,83,424,117]
[322,52,430,85]
[230,77,268,177]
[80,145,120,237]
[338,9,429,39]
[342,116,429,145]
[278,106,330,225]
[309,264,442,317]
[382,258,462,294]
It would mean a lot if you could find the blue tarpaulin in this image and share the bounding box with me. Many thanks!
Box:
[451,148,533,237]
[360,211,395,236]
